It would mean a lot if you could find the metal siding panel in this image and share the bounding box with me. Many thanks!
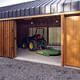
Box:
[30,8,34,16]
[71,1,79,11]
[40,6,45,14]
[45,5,51,14]
[64,0,71,12]
[40,0,53,14]
[0,12,2,19]
[8,11,13,18]
[1,13,2,18]
[34,0,50,15]
[34,7,40,15]
[58,0,66,13]
[79,1,80,10]
[51,4,58,13]
[20,9,25,16]
[4,11,9,18]
[29,0,48,15]
[24,8,29,16]
[16,9,21,17]
[1,0,80,18]
[0,0,50,17]
[51,0,61,13]
[12,10,17,17]
[64,3,71,12]
[1,12,5,18]
[0,1,33,12]
[45,0,56,14]
[3,12,6,18]
[58,4,64,13]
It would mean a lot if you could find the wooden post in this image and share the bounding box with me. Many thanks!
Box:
[61,15,65,67]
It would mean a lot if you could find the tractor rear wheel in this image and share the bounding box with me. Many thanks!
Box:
[29,40,37,51]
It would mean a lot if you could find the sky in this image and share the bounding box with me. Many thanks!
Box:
[0,0,35,7]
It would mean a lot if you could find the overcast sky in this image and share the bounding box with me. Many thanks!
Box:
[0,0,35,7]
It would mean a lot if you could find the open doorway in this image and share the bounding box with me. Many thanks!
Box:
[15,16,61,66]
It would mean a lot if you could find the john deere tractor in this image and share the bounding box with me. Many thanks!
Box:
[19,28,47,51]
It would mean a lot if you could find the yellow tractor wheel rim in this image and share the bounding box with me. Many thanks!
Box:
[22,44,25,48]
[29,42,33,49]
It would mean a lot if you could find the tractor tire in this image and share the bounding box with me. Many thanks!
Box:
[41,40,47,49]
[29,40,37,51]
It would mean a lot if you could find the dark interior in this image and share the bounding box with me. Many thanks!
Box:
[16,16,61,47]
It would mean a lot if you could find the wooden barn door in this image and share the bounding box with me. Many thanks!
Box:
[65,16,80,67]
[0,21,4,56]
[0,20,16,58]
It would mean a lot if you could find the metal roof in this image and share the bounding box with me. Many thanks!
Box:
[0,0,80,19]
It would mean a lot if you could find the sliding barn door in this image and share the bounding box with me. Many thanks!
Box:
[0,20,16,58]
[0,21,4,56]
[65,16,80,67]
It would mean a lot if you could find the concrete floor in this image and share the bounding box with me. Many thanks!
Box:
[15,48,61,66]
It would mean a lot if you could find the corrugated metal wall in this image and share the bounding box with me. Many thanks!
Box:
[0,0,80,19]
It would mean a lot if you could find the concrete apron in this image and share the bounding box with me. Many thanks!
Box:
[15,48,61,66]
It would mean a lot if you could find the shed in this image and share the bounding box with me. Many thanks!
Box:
[0,0,80,67]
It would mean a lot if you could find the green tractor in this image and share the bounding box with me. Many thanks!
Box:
[19,28,47,51]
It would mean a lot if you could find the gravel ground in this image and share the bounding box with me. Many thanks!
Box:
[0,57,80,80]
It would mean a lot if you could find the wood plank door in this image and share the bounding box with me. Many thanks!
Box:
[0,21,4,56]
[0,20,17,58]
[65,16,80,67]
